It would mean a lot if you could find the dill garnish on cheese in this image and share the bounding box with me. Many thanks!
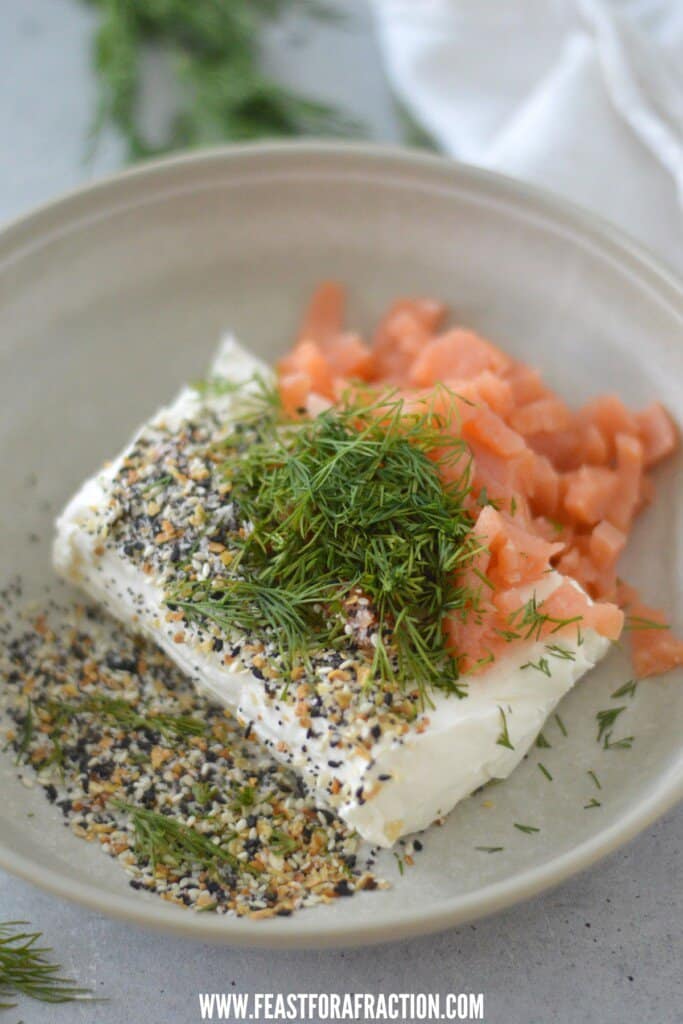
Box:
[168,386,479,701]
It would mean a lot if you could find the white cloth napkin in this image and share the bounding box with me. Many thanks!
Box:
[372,0,683,270]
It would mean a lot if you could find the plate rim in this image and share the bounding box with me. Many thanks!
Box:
[1,140,682,949]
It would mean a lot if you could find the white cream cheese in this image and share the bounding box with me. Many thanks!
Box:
[53,336,611,848]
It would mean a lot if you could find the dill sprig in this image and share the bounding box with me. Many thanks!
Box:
[113,801,259,880]
[496,707,514,750]
[170,386,477,700]
[596,706,634,750]
[554,713,568,737]
[545,644,576,661]
[84,0,359,161]
[0,921,92,1008]
[270,830,299,856]
[507,595,582,643]
[603,733,634,751]
[623,615,669,631]
[596,706,626,744]
[611,679,638,699]
[520,656,551,677]
[45,695,207,742]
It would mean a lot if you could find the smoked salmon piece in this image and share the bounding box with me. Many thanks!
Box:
[463,408,527,460]
[589,520,627,571]
[527,453,561,518]
[632,627,683,678]
[635,402,678,467]
[410,329,512,387]
[539,580,623,642]
[617,585,683,677]
[298,281,345,344]
[371,298,447,383]
[563,466,619,527]
[509,396,574,437]
[279,371,313,416]
[278,340,336,401]
[578,394,638,461]
[505,364,547,406]
[323,332,374,380]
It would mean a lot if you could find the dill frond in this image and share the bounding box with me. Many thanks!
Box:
[113,801,258,880]
[0,922,93,1008]
[169,385,479,701]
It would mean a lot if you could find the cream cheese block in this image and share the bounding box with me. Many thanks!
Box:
[53,336,611,847]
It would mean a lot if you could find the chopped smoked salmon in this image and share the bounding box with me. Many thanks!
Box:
[277,283,681,679]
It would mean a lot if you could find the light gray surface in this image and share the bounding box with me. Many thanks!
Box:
[0,2,681,1023]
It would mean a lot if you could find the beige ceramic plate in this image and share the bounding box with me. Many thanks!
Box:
[0,143,682,948]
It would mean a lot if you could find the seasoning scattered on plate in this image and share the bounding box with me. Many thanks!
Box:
[0,586,384,919]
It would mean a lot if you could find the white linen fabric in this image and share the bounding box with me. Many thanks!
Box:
[371,0,683,268]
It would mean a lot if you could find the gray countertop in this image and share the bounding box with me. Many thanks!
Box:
[1,2,681,1022]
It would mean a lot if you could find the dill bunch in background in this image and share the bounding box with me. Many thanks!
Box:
[84,0,359,160]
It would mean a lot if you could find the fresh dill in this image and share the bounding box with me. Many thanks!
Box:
[507,594,582,643]
[496,628,522,642]
[45,696,206,742]
[270,830,298,856]
[393,852,405,876]
[476,487,500,510]
[623,616,669,631]
[496,707,514,750]
[514,823,540,834]
[84,0,359,161]
[596,706,634,750]
[141,474,174,494]
[583,798,601,810]
[536,731,551,749]
[554,713,568,737]
[520,656,551,677]
[537,763,553,781]
[596,706,626,744]
[587,770,602,790]
[169,385,477,701]
[545,644,576,662]
[603,734,634,751]
[611,679,638,699]
[113,801,258,880]
[475,846,504,853]
[0,921,93,1008]
[192,782,218,806]
[472,567,495,591]
[233,785,256,810]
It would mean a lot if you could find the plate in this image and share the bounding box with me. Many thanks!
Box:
[0,142,681,948]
